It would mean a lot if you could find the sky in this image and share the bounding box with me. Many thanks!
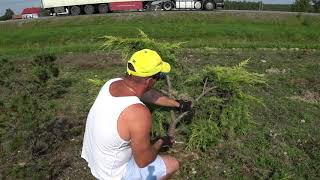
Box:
[0,0,295,16]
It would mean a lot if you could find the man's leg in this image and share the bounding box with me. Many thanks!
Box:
[159,155,180,180]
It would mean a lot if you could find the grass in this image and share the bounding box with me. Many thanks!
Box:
[173,49,320,179]
[1,11,320,58]
[0,12,319,179]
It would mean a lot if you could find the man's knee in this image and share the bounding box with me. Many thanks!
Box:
[171,158,179,172]
[161,155,180,174]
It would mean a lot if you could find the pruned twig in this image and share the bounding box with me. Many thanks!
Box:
[166,75,173,98]
[159,89,168,95]
[168,77,215,137]
[196,87,215,102]
[166,75,177,131]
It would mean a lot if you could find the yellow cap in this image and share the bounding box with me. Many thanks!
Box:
[127,49,171,77]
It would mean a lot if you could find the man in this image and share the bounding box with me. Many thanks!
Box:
[81,49,192,180]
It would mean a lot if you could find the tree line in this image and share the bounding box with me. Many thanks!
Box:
[0,9,14,21]
[224,0,320,13]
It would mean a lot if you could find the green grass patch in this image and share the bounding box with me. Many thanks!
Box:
[1,12,320,58]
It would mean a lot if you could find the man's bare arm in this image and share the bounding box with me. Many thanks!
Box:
[126,104,163,168]
[141,89,179,108]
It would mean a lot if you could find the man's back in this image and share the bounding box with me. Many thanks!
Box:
[81,78,143,179]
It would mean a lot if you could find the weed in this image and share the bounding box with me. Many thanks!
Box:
[0,55,73,178]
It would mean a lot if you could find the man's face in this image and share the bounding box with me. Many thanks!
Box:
[153,72,166,81]
[144,73,165,90]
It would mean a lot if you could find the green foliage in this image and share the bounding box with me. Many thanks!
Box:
[220,98,251,137]
[203,59,265,94]
[262,4,292,11]
[102,31,266,151]
[224,1,260,10]
[291,0,311,12]
[186,60,266,150]
[151,111,168,137]
[102,29,183,66]
[32,54,59,83]
[88,78,105,86]
[186,117,220,151]
[312,0,320,12]
[0,9,14,21]
[0,55,73,178]
[0,58,18,87]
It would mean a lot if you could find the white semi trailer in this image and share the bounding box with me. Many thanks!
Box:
[153,0,224,11]
[41,0,224,15]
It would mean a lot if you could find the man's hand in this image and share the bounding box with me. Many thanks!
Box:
[177,100,192,112]
[160,136,174,148]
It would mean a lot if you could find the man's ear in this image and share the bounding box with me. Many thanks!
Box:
[144,78,154,89]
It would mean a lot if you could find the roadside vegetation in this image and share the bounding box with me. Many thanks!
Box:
[0,9,14,21]
[0,12,319,179]
[1,11,320,59]
[224,0,320,13]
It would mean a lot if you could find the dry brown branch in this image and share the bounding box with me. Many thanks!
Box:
[166,75,177,131]
[167,77,215,137]
[202,77,208,94]
[196,87,215,102]
[168,111,189,136]
[159,89,169,95]
[166,75,173,98]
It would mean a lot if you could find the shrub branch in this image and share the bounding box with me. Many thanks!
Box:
[168,77,216,136]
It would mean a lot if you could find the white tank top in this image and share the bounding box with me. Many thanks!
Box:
[81,78,144,180]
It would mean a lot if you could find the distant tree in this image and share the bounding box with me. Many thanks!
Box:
[312,0,320,12]
[0,8,15,21]
[291,0,311,12]
[40,8,49,17]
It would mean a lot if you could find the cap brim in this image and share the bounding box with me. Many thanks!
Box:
[161,62,171,73]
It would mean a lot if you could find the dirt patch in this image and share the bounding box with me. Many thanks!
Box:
[289,90,320,104]
[265,67,287,75]
[56,52,125,70]
[290,78,310,86]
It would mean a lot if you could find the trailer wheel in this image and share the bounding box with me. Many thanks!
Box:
[144,2,152,11]
[162,1,174,11]
[70,6,81,15]
[98,4,109,14]
[84,5,95,14]
[204,1,214,10]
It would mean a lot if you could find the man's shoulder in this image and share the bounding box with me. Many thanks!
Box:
[124,103,151,119]
[124,104,152,135]
[119,103,151,130]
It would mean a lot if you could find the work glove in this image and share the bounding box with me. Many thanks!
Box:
[151,136,174,147]
[160,136,174,148]
[177,100,192,112]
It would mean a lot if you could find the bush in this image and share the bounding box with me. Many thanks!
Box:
[102,31,266,151]
[185,60,265,150]
[0,9,14,21]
